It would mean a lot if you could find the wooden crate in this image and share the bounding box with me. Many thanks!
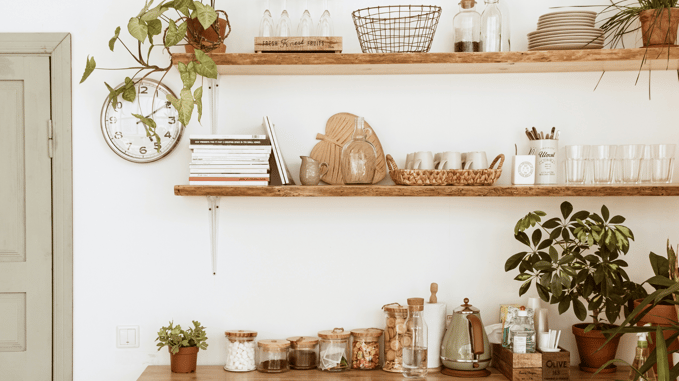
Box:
[255,37,342,53]
[492,343,570,381]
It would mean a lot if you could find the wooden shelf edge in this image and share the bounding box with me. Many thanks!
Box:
[174,184,679,197]
[171,48,679,75]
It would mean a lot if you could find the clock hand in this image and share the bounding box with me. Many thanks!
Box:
[136,105,165,124]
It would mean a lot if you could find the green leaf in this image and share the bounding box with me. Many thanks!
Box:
[536,283,550,302]
[147,19,162,37]
[542,217,561,229]
[515,274,532,281]
[609,215,625,224]
[558,297,570,314]
[549,227,562,240]
[535,211,547,217]
[141,2,167,22]
[515,232,531,247]
[177,62,197,89]
[131,113,157,130]
[558,254,575,265]
[80,56,96,84]
[531,229,542,247]
[616,225,634,240]
[519,280,531,296]
[601,205,610,222]
[534,261,553,271]
[165,20,187,47]
[573,298,587,320]
[657,325,669,381]
[128,17,148,42]
[537,239,552,251]
[178,88,194,126]
[122,77,136,102]
[192,1,218,30]
[551,274,562,297]
[505,252,527,272]
[570,210,590,222]
[194,86,203,123]
[109,27,121,51]
[194,49,218,79]
[104,82,124,107]
[560,201,573,219]
[548,246,558,262]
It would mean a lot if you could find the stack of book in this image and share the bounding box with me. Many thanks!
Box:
[189,135,272,186]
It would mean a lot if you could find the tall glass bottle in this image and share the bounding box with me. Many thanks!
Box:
[276,0,293,37]
[453,0,481,52]
[628,331,656,381]
[403,298,428,379]
[340,117,377,185]
[259,0,275,37]
[481,0,502,52]
[509,308,535,353]
[318,0,334,36]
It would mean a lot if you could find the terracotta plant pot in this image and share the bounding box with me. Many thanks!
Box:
[572,323,620,373]
[185,17,228,53]
[169,346,199,373]
[634,299,679,373]
[639,8,679,47]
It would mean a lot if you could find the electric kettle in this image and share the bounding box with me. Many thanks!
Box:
[440,298,491,374]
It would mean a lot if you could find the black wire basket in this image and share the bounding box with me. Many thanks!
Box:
[352,5,442,53]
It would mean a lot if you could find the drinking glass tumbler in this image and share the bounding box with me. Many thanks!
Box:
[565,145,589,184]
[640,145,653,183]
[619,144,645,183]
[651,144,676,183]
[590,145,617,184]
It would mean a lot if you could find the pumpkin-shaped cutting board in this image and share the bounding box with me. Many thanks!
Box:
[310,113,387,185]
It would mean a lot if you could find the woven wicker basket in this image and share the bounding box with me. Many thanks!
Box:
[386,154,504,186]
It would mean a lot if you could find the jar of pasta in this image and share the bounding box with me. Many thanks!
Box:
[382,303,409,372]
[350,328,383,370]
[318,328,351,372]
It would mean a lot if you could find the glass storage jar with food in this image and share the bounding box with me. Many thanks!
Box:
[286,336,319,370]
[224,330,257,372]
[318,328,351,372]
[350,328,383,370]
[256,339,290,373]
[382,303,409,372]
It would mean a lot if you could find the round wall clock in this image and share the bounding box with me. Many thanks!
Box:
[100,79,184,163]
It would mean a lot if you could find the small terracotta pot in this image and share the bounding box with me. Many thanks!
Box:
[634,299,679,373]
[185,17,228,53]
[169,346,199,373]
[572,323,620,373]
[639,8,679,47]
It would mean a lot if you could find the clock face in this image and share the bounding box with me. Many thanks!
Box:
[100,79,184,163]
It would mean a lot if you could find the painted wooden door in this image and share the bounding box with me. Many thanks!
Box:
[0,56,53,380]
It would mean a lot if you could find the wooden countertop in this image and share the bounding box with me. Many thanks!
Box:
[137,365,629,380]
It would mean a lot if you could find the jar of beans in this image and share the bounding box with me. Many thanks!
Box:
[256,339,290,373]
[382,303,409,372]
[286,336,319,370]
[224,330,257,372]
[318,328,351,372]
[350,328,383,370]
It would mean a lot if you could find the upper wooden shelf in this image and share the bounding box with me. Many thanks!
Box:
[172,48,679,75]
[174,184,679,197]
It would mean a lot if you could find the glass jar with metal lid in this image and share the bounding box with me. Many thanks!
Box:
[287,336,319,370]
[382,303,409,372]
[350,328,383,370]
[256,339,290,373]
[224,330,257,372]
[318,328,351,371]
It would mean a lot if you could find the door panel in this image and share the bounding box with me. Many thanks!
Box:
[0,56,53,380]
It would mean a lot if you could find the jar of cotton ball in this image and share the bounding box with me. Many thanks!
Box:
[224,330,257,372]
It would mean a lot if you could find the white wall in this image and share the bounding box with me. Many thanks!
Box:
[3,1,679,380]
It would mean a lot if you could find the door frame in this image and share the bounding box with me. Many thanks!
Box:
[0,33,73,381]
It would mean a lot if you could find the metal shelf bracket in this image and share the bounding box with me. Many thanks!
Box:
[207,196,220,275]
[208,75,220,134]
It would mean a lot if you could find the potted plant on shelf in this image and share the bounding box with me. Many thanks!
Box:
[156,320,208,373]
[505,201,647,373]
[80,0,230,142]
[185,0,231,53]
[599,0,679,48]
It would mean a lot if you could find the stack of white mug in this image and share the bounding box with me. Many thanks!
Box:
[405,151,489,170]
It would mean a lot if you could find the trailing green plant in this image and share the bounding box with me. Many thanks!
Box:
[156,320,208,354]
[599,0,678,48]
[505,201,647,330]
[80,0,226,145]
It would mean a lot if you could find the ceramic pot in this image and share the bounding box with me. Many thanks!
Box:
[571,323,620,373]
[170,346,199,373]
[633,299,679,372]
[639,8,679,47]
[185,17,228,53]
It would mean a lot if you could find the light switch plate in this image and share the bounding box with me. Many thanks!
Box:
[116,325,140,348]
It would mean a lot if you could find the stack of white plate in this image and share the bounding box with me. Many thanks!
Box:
[528,11,604,51]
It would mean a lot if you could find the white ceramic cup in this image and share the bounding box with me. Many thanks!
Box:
[412,151,435,170]
[538,332,551,350]
[405,153,415,169]
[467,151,488,170]
[438,151,462,170]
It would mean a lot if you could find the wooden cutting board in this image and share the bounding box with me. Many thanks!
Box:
[310,113,387,185]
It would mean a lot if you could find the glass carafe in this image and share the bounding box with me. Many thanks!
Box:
[403,298,428,379]
[481,0,502,52]
[453,0,481,52]
[341,117,377,184]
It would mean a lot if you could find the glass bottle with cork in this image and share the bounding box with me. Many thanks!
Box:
[480,0,502,52]
[509,307,535,353]
[453,0,481,52]
[340,116,377,184]
[403,297,428,379]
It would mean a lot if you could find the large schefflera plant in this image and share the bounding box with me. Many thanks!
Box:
[505,201,647,329]
[80,0,220,141]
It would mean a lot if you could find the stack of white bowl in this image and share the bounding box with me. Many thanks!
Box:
[528,11,604,51]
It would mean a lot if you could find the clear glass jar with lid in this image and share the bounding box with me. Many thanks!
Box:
[318,328,351,371]
[453,0,481,52]
[256,339,290,373]
[224,330,257,372]
[382,303,409,372]
[403,297,428,378]
[350,328,383,370]
[286,336,319,370]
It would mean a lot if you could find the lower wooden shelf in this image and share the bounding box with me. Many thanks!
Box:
[137,365,628,380]
[174,184,679,197]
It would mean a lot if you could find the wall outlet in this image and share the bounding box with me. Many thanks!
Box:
[116,325,140,348]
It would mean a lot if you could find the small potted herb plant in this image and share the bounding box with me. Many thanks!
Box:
[156,321,208,373]
[505,201,647,373]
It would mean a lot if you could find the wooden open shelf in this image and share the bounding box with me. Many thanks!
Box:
[171,48,679,75]
[174,184,679,197]
[137,365,627,380]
